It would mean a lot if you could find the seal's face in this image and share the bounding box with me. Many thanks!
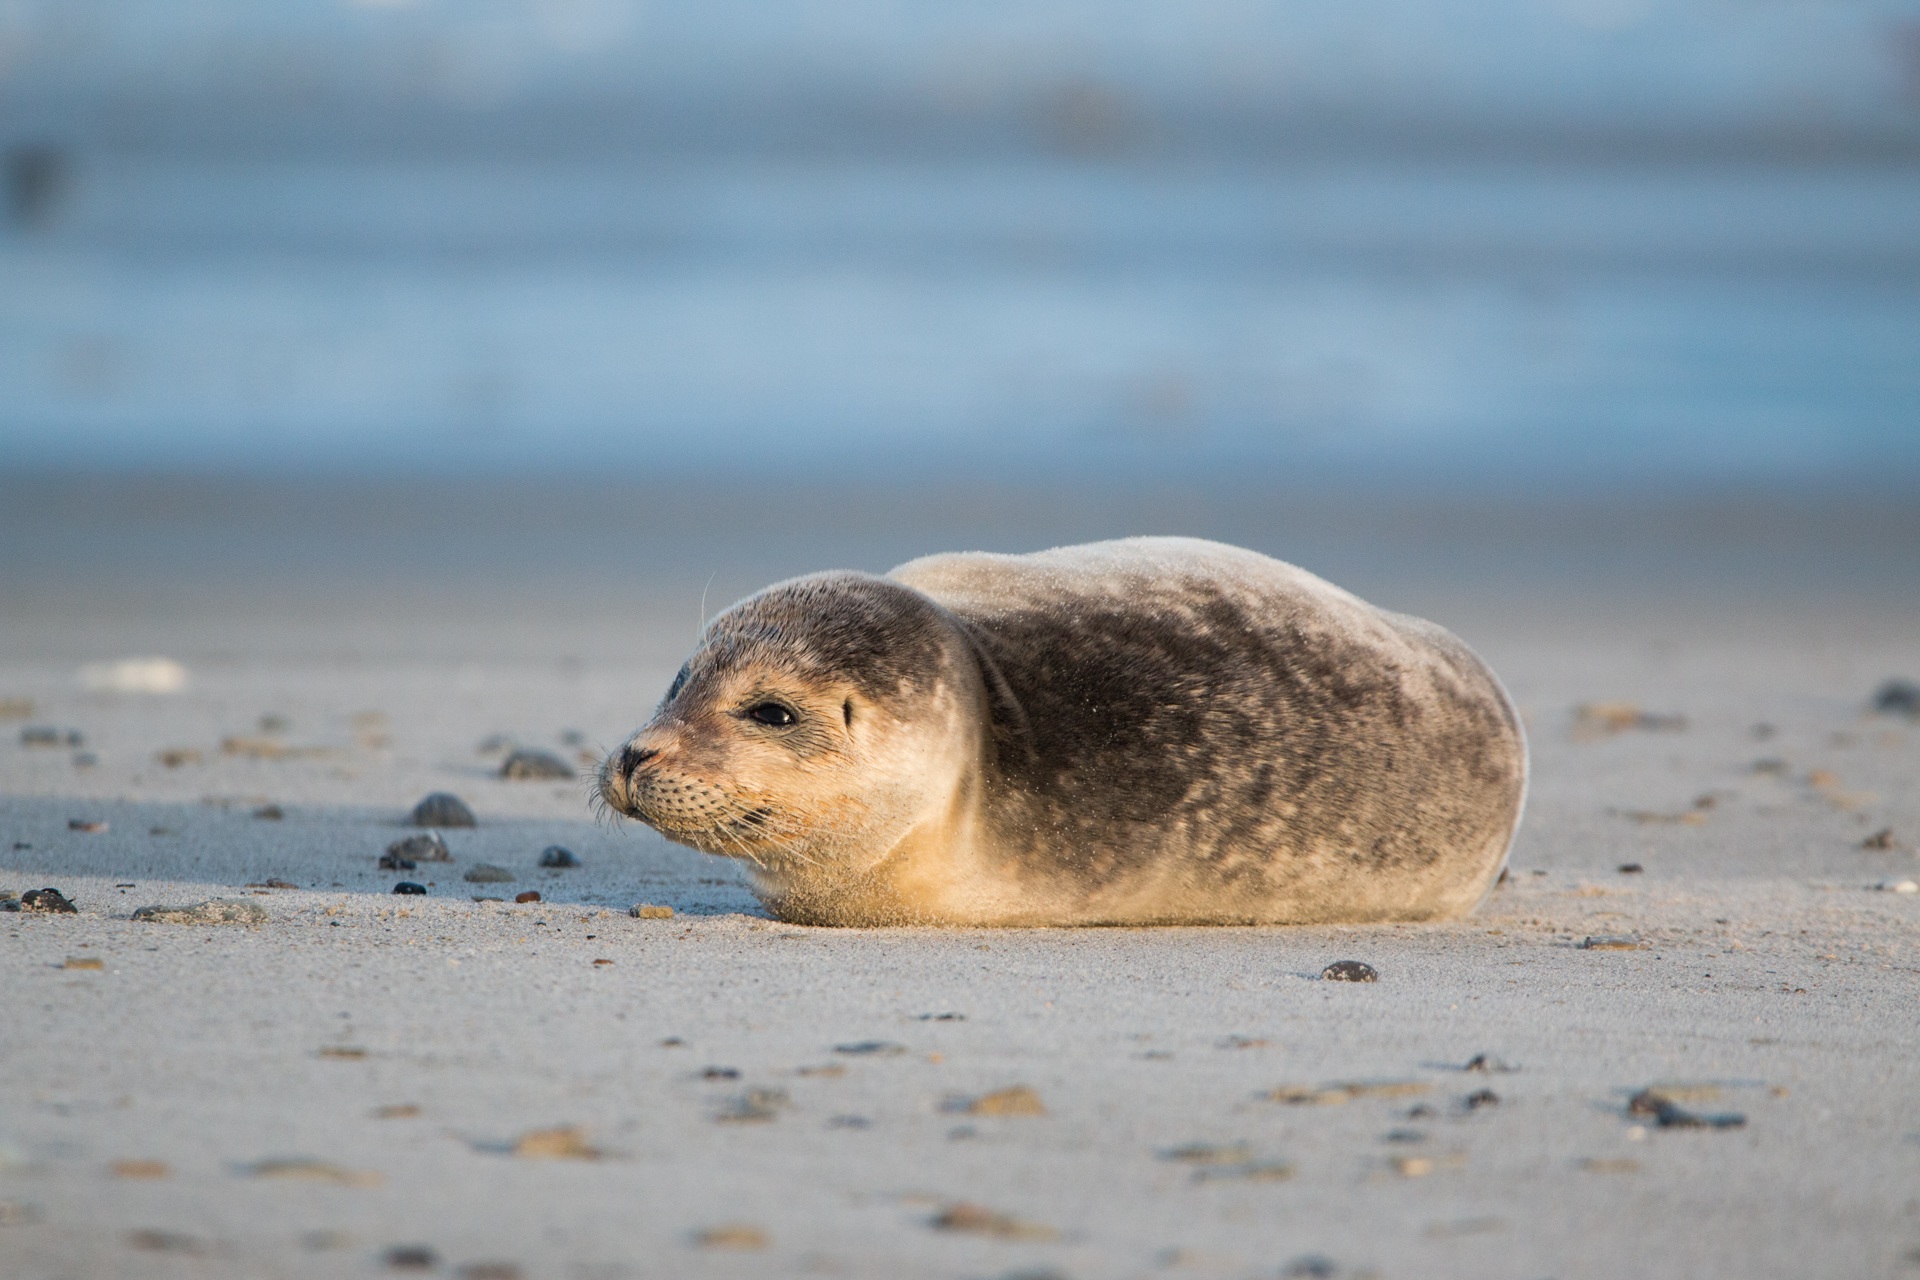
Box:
[598,573,976,881]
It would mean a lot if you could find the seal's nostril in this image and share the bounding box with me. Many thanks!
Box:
[619,745,659,781]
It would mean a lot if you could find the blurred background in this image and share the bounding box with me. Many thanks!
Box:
[2,0,1918,662]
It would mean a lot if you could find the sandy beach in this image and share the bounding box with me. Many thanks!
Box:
[3,475,1917,1279]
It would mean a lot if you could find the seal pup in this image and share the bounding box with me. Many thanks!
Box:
[599,537,1525,926]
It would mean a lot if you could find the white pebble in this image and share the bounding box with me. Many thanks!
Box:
[79,656,187,694]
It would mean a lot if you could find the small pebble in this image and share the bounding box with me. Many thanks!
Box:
[1161,1142,1252,1164]
[500,749,573,780]
[258,713,290,733]
[1462,1054,1518,1073]
[457,1264,523,1280]
[68,819,108,834]
[1862,828,1898,850]
[1580,935,1645,950]
[127,1229,202,1253]
[409,793,476,827]
[112,1160,169,1179]
[386,833,452,864]
[827,1114,871,1129]
[133,899,269,925]
[715,1089,789,1123]
[1192,1160,1293,1183]
[249,1158,383,1187]
[1462,1089,1500,1110]
[252,804,284,820]
[702,1066,741,1080]
[1284,1257,1340,1279]
[21,888,77,913]
[393,882,427,895]
[1321,960,1377,982]
[154,748,201,768]
[463,864,515,884]
[928,1203,1057,1242]
[62,956,104,970]
[1617,862,1643,874]
[317,1046,367,1059]
[385,1245,439,1270]
[380,853,417,871]
[1873,878,1919,894]
[514,890,541,904]
[374,1104,421,1118]
[918,1012,966,1021]
[1626,1088,1745,1129]
[538,845,579,868]
[963,1086,1046,1117]
[1870,678,1920,719]
[511,1126,599,1159]
[71,752,97,768]
[693,1224,768,1250]
[630,903,673,918]
[834,1040,907,1057]
[21,726,83,748]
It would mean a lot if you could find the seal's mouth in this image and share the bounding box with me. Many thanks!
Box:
[598,749,803,865]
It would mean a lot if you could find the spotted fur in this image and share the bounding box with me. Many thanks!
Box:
[601,538,1526,926]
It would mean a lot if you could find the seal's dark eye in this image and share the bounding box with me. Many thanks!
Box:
[746,702,796,727]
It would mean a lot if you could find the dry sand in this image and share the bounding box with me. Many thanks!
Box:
[2,477,1918,1279]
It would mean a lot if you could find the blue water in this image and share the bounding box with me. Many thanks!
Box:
[3,1,1918,486]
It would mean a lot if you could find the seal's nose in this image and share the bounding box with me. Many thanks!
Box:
[618,743,659,782]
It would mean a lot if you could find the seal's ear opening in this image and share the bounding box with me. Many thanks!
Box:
[843,700,853,728]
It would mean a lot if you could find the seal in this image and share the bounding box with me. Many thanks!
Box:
[599,537,1526,926]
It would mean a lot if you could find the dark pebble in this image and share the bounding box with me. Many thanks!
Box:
[1862,828,1897,851]
[702,1066,741,1080]
[386,833,451,864]
[384,1244,439,1270]
[1627,1088,1745,1129]
[1321,960,1377,982]
[1463,1089,1500,1110]
[72,752,97,768]
[834,1040,908,1056]
[253,804,284,821]
[409,792,476,828]
[457,1264,523,1280]
[1463,1054,1518,1073]
[1284,1257,1340,1279]
[379,853,417,872]
[1871,678,1920,719]
[21,888,77,913]
[500,749,573,780]
[393,882,427,895]
[21,726,83,748]
[917,1012,966,1021]
[538,845,579,868]
[1618,862,1644,874]
[514,890,541,904]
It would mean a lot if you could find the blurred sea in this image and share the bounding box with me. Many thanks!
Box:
[2,1,1918,487]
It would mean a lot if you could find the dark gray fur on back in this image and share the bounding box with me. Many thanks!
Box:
[896,539,1526,919]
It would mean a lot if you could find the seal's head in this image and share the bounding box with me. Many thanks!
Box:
[599,573,982,889]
